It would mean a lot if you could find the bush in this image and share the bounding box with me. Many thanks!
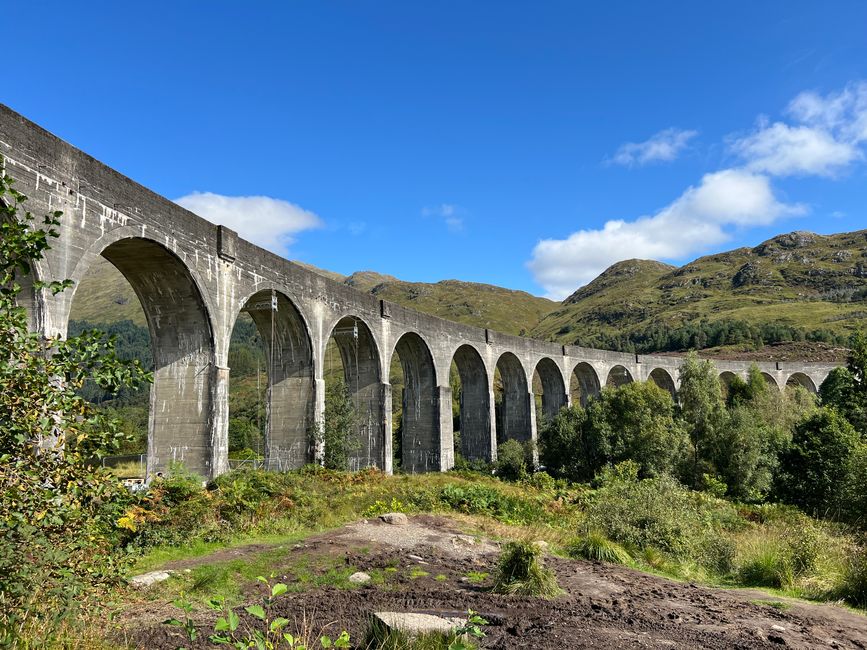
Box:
[774,407,859,516]
[839,547,867,608]
[496,439,527,481]
[492,540,561,597]
[312,378,359,470]
[583,462,738,566]
[0,165,151,640]
[567,530,632,565]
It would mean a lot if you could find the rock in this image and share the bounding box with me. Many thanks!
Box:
[348,571,371,584]
[379,512,408,526]
[373,612,458,636]
[128,570,174,589]
[771,624,786,632]
[451,534,476,547]
[533,540,549,552]
[407,554,425,562]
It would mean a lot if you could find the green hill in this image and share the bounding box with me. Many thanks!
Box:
[530,230,867,354]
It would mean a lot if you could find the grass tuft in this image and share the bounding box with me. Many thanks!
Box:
[492,540,561,598]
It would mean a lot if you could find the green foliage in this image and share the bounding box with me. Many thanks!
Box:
[774,407,860,516]
[677,352,727,489]
[820,331,867,433]
[165,576,350,649]
[495,439,527,481]
[492,540,561,597]
[567,530,632,565]
[0,164,151,641]
[537,406,591,482]
[312,378,359,470]
[584,462,738,564]
[586,381,688,479]
[839,547,867,608]
[839,443,867,525]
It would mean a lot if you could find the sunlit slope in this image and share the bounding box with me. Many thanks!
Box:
[530,230,867,345]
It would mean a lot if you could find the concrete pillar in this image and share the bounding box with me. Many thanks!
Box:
[382,381,393,475]
[437,385,455,471]
[210,365,230,477]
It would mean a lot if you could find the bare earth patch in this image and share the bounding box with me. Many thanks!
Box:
[125,515,867,649]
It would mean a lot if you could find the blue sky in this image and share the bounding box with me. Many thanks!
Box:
[5,1,867,299]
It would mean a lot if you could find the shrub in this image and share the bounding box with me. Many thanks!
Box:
[492,541,561,597]
[839,547,867,608]
[495,439,527,481]
[567,531,631,565]
[583,462,737,565]
[774,407,859,516]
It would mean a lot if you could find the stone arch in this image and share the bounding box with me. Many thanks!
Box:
[648,368,676,397]
[570,362,601,407]
[451,344,492,463]
[718,371,738,399]
[325,314,384,470]
[760,372,778,390]
[495,352,531,445]
[786,372,817,394]
[390,331,439,473]
[534,357,567,421]
[232,287,314,471]
[69,236,217,478]
[606,364,633,388]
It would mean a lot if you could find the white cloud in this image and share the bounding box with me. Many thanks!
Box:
[730,82,867,177]
[787,81,867,143]
[609,128,698,167]
[528,170,804,299]
[422,203,464,231]
[174,192,323,254]
[731,120,860,177]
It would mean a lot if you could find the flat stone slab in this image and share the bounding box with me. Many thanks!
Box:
[128,570,174,589]
[373,612,459,636]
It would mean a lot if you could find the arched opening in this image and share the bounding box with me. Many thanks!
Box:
[786,372,817,394]
[451,345,491,463]
[389,332,438,473]
[718,371,738,400]
[69,239,215,478]
[648,368,676,397]
[606,364,633,388]
[570,362,600,407]
[495,352,531,445]
[231,289,314,471]
[533,358,566,423]
[324,315,383,471]
[760,372,778,390]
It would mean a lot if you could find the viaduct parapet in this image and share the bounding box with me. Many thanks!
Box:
[0,104,839,478]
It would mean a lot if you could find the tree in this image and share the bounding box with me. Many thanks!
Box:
[774,407,859,515]
[585,381,688,479]
[677,352,726,488]
[0,164,151,635]
[312,378,358,470]
[538,405,591,482]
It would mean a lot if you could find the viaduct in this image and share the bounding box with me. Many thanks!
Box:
[0,104,839,479]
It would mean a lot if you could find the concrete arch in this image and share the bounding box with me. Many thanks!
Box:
[495,351,531,445]
[71,236,217,478]
[451,344,492,463]
[606,364,633,388]
[760,371,778,390]
[570,361,601,407]
[786,372,817,394]
[534,357,567,421]
[648,368,676,397]
[232,288,315,471]
[390,331,439,473]
[326,314,384,470]
[718,371,738,399]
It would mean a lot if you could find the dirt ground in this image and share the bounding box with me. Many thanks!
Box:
[125,515,867,649]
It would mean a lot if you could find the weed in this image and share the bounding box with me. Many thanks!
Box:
[492,540,561,597]
[567,530,631,565]
[464,571,489,584]
[409,568,430,579]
